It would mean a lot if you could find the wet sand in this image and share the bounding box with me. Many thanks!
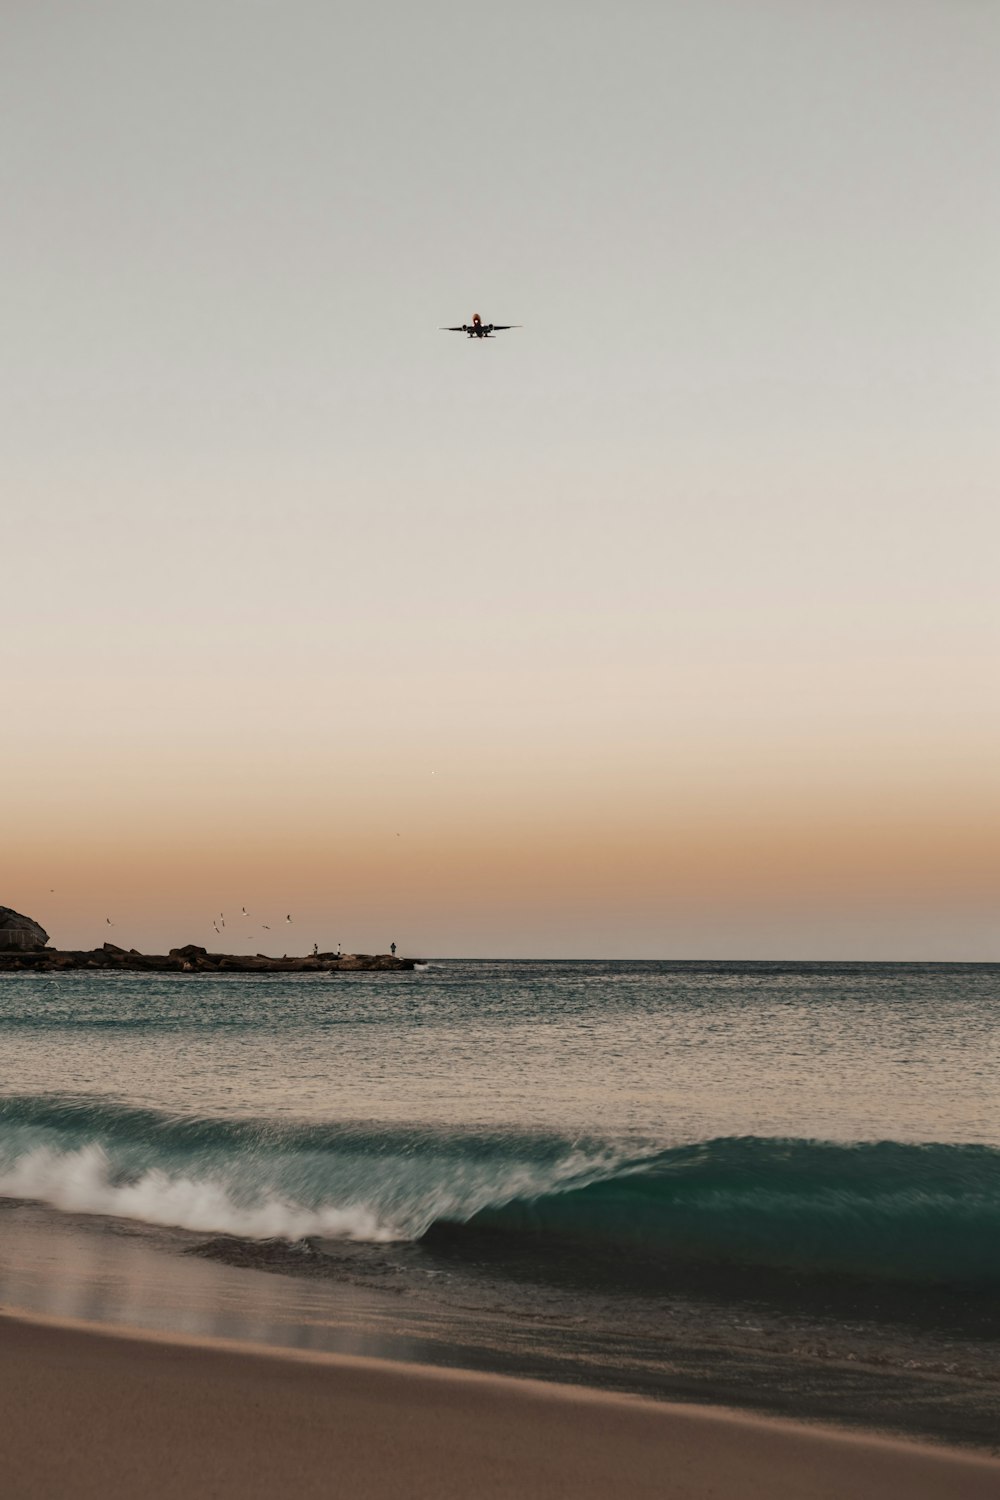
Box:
[3,1310,998,1500]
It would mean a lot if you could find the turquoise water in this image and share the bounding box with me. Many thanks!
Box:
[1,961,997,1287]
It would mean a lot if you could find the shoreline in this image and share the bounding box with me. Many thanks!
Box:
[3,1308,999,1500]
[1,1199,999,1458]
[2,1169,999,1455]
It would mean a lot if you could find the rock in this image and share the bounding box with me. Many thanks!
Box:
[103,942,127,955]
[0,906,50,952]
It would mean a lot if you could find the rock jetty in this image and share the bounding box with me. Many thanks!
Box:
[0,942,418,974]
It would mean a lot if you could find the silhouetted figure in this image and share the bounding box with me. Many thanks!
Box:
[390,942,397,956]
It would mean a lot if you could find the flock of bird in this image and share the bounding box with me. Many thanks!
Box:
[212,907,293,940]
[103,909,295,942]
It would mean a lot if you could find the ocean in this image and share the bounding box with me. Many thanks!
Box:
[1,960,998,1447]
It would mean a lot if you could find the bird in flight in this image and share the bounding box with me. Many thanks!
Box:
[440,313,520,340]
[106,916,113,925]
[286,914,292,923]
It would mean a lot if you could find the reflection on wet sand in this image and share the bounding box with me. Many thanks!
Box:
[3,1199,1000,1452]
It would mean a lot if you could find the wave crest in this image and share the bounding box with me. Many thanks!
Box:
[0,1095,627,1243]
[451,1137,1000,1284]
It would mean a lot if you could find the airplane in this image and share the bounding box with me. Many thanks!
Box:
[440,313,521,340]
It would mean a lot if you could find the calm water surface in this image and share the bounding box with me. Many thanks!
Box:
[2,960,997,1141]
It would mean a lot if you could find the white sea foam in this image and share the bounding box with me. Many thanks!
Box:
[0,1144,393,1242]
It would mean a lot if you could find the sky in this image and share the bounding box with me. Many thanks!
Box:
[3,0,998,958]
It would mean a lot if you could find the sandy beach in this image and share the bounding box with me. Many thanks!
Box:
[2,1311,998,1500]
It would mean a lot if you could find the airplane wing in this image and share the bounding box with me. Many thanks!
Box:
[440,325,468,331]
[488,324,521,331]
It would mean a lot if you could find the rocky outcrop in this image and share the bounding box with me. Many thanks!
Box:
[0,943,418,974]
[0,907,49,951]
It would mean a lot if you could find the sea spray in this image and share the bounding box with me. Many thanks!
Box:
[0,1096,633,1243]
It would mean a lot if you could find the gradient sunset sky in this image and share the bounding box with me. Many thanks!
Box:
[4,1,998,957]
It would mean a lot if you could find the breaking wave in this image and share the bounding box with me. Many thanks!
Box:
[0,1096,625,1243]
[0,1096,997,1285]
